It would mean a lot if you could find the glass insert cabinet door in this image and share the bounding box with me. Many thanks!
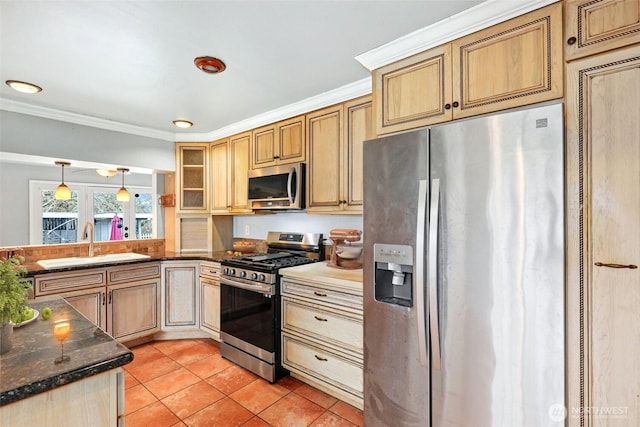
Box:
[179,146,208,210]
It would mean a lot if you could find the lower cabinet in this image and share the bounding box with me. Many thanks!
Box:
[161,261,199,330]
[0,368,125,426]
[35,263,161,342]
[199,261,221,340]
[108,279,160,341]
[280,275,363,409]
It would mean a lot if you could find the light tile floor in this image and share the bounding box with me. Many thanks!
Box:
[123,339,363,427]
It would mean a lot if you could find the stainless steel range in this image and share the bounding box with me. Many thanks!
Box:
[220,231,324,382]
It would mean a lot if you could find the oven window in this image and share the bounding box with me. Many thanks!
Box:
[220,284,277,353]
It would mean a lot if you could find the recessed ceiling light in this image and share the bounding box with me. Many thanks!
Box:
[173,120,193,128]
[5,80,42,94]
[194,56,226,74]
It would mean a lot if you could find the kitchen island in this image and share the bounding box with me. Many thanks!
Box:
[0,296,132,425]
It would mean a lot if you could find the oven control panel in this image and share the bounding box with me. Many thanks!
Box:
[222,267,276,284]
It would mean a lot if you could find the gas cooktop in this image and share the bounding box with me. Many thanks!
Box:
[221,231,324,274]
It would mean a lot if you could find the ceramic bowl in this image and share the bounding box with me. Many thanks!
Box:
[335,243,363,259]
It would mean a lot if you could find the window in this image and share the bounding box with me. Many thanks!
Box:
[29,181,154,245]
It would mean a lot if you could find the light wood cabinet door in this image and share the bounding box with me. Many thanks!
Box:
[60,287,106,330]
[306,104,343,212]
[200,277,220,337]
[452,2,563,120]
[108,278,160,341]
[277,115,306,164]
[162,262,199,329]
[252,124,277,168]
[176,143,209,212]
[566,45,640,427]
[565,0,640,61]
[0,370,122,426]
[251,115,306,169]
[373,45,452,135]
[210,138,231,214]
[229,132,252,212]
[342,96,372,212]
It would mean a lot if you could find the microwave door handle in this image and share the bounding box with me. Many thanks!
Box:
[287,167,294,204]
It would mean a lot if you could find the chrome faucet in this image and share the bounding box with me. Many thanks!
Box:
[82,222,94,257]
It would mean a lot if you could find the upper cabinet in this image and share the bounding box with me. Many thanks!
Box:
[229,132,252,213]
[342,96,372,212]
[373,2,563,134]
[565,0,640,62]
[451,2,563,120]
[176,143,209,212]
[307,96,372,214]
[210,138,231,214]
[306,105,343,212]
[373,45,452,135]
[251,115,306,169]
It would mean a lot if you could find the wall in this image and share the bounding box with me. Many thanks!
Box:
[0,110,174,247]
[0,111,175,172]
[234,213,363,244]
[0,162,155,246]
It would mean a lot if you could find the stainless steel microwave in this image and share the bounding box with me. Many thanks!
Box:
[248,163,305,210]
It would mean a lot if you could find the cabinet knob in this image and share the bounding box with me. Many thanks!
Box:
[567,36,577,45]
[273,156,280,159]
[452,101,459,108]
[444,103,451,110]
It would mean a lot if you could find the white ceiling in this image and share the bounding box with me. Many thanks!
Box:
[0,0,486,140]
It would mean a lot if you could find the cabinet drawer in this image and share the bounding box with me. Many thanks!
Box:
[281,279,362,311]
[35,269,107,295]
[282,334,363,398]
[107,262,160,284]
[282,298,362,355]
[199,261,220,279]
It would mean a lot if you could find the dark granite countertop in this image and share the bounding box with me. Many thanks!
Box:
[23,250,233,276]
[0,296,133,406]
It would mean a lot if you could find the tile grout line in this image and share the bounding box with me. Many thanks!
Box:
[124,339,362,426]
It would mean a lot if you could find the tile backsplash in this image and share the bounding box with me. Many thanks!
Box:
[1,239,165,264]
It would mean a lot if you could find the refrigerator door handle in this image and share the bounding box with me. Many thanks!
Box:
[428,178,442,370]
[415,179,428,367]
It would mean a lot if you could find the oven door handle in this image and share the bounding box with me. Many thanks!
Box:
[221,277,274,296]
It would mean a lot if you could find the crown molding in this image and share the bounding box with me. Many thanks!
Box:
[355,0,559,71]
[177,78,371,142]
[1,1,556,141]
[1,77,371,143]
[0,98,177,141]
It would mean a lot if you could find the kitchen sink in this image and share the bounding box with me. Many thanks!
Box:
[37,253,151,269]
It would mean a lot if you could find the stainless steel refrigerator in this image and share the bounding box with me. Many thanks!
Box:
[363,103,565,426]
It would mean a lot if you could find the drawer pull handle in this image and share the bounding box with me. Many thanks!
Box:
[314,316,328,322]
[314,355,328,362]
[313,291,327,297]
[595,262,638,269]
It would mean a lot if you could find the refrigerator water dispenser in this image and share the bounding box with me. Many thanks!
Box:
[373,243,413,307]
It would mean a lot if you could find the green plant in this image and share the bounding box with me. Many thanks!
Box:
[0,256,30,325]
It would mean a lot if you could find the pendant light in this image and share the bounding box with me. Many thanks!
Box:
[116,168,130,202]
[54,161,72,200]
